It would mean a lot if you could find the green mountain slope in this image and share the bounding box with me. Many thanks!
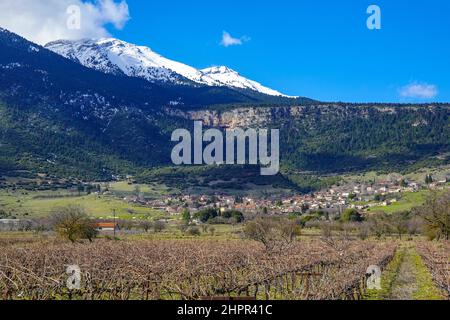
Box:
[0,28,449,185]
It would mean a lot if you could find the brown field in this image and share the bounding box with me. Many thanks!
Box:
[0,236,401,300]
[416,241,450,298]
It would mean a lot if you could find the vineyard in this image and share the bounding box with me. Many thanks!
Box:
[0,239,398,300]
[416,241,450,298]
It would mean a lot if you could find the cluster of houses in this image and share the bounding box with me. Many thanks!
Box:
[122,175,450,217]
[0,174,449,233]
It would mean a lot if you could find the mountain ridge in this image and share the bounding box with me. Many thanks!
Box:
[45,38,291,97]
[0,28,449,184]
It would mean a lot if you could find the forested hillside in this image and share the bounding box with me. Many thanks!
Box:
[0,28,449,183]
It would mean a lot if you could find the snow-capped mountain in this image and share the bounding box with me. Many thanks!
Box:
[45,38,288,97]
[201,66,285,97]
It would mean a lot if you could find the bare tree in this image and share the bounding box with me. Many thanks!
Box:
[153,220,166,233]
[244,218,273,250]
[51,205,97,243]
[388,211,409,239]
[140,220,153,233]
[366,212,391,239]
[244,217,301,253]
[415,191,450,240]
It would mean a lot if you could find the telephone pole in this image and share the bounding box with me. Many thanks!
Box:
[113,209,116,238]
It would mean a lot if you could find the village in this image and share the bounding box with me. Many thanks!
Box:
[1,172,449,233]
[124,175,450,218]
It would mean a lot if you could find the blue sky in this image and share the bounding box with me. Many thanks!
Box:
[104,0,449,102]
[3,0,448,102]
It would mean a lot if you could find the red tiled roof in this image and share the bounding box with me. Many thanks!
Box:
[95,222,117,228]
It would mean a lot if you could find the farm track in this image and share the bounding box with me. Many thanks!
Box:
[388,247,419,300]
[383,245,445,300]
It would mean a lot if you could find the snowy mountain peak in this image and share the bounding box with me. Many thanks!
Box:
[201,66,288,97]
[203,66,238,75]
[45,38,198,84]
[45,38,290,97]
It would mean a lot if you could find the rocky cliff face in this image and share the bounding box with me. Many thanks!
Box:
[164,104,419,128]
[165,106,280,127]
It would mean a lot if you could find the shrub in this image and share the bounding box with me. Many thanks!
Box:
[181,209,191,224]
[221,210,245,223]
[187,227,201,236]
[51,205,97,243]
[153,220,166,233]
[340,209,364,222]
[194,208,218,223]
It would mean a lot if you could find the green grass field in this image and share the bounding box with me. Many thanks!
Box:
[0,189,165,219]
[368,190,430,214]
[126,223,244,240]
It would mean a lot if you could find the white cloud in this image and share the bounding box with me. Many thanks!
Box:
[220,31,249,47]
[0,0,130,45]
[399,82,438,99]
